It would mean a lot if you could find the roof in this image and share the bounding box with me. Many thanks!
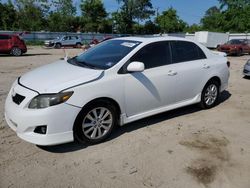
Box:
[114,36,192,43]
[0,33,11,36]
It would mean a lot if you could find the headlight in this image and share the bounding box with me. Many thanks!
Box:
[247,59,250,66]
[28,91,73,109]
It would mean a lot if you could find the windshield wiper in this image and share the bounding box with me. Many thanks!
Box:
[77,61,101,70]
[68,57,101,70]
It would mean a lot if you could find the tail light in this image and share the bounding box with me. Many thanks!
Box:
[227,61,230,68]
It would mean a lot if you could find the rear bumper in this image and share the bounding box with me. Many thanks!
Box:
[218,49,237,55]
[21,47,27,53]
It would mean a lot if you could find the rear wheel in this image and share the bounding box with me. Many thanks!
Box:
[76,43,82,48]
[200,81,220,109]
[11,47,22,56]
[74,101,117,144]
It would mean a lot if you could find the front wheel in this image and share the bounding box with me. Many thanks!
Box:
[200,81,220,109]
[11,47,22,56]
[74,102,117,144]
[55,43,61,49]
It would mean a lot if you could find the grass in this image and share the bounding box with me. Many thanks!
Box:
[25,40,44,46]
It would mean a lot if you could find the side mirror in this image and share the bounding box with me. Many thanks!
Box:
[127,61,145,72]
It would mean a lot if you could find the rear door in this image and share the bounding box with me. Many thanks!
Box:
[170,41,209,102]
[70,36,78,45]
[0,35,11,52]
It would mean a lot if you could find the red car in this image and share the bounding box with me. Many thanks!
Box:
[218,39,250,56]
[0,34,27,56]
[89,36,113,46]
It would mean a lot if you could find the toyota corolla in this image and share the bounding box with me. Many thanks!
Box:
[5,37,230,146]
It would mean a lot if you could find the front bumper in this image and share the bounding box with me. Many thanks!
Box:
[243,64,250,76]
[4,81,81,146]
[44,41,55,47]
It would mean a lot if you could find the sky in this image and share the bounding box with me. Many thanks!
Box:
[100,0,220,25]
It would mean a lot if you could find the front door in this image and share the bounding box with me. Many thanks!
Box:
[123,41,177,117]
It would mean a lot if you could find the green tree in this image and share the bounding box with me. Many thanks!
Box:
[52,0,76,16]
[15,0,47,31]
[0,1,18,30]
[144,20,160,34]
[218,0,250,9]
[80,0,107,32]
[223,5,250,32]
[201,0,250,32]
[48,0,78,31]
[185,24,202,33]
[155,8,187,33]
[201,6,225,32]
[115,0,155,34]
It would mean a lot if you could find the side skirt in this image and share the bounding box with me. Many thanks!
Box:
[119,93,201,126]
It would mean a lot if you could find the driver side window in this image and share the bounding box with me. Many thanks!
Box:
[130,41,171,69]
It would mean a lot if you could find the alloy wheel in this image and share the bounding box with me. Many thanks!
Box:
[82,107,113,140]
[12,47,22,56]
[204,84,218,106]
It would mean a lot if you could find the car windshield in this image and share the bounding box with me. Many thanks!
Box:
[227,40,244,44]
[68,40,141,70]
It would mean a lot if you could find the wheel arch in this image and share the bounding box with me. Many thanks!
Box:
[204,76,221,91]
[73,97,121,131]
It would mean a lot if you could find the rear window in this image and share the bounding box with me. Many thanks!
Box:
[171,41,207,63]
[0,35,11,40]
[227,39,244,44]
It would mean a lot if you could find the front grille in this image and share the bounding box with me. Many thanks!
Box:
[244,69,249,73]
[12,93,25,105]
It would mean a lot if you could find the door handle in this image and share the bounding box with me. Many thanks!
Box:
[168,70,177,76]
[203,64,210,69]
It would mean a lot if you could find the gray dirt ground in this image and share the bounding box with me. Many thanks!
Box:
[0,47,250,188]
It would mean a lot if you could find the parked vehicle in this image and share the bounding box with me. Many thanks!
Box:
[44,35,82,48]
[218,39,250,56]
[0,34,27,56]
[5,37,230,146]
[194,31,229,49]
[89,36,113,47]
[243,59,250,77]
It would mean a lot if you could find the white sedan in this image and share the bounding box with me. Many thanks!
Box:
[5,37,230,145]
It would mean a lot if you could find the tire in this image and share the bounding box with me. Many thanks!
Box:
[55,43,61,49]
[237,49,243,56]
[74,101,118,144]
[11,47,22,56]
[200,80,220,109]
[76,43,82,48]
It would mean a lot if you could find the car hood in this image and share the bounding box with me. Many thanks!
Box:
[19,60,104,93]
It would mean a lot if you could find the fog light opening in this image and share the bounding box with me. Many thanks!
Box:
[34,126,47,134]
